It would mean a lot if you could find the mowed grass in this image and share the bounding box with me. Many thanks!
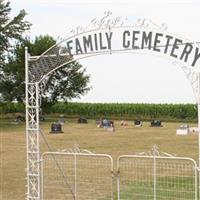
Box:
[118,177,195,200]
[1,119,199,200]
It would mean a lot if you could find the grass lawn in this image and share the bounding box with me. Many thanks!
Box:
[1,119,199,199]
[118,176,196,200]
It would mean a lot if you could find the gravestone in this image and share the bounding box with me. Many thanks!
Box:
[50,123,63,134]
[134,119,142,127]
[78,117,88,124]
[150,120,162,127]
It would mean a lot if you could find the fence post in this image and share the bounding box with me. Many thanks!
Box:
[111,170,114,200]
[117,158,120,200]
[74,154,77,200]
[41,158,43,200]
[197,72,200,199]
[153,149,157,200]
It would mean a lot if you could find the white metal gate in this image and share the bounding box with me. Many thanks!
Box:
[41,152,114,200]
[42,152,198,200]
[117,155,197,200]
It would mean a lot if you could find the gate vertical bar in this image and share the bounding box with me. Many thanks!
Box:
[117,158,120,200]
[25,47,41,200]
[153,154,156,200]
[36,82,40,200]
[41,157,44,200]
[25,47,29,199]
[198,72,200,199]
[74,154,77,200]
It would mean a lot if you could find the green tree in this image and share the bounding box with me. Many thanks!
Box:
[0,0,31,63]
[0,35,90,103]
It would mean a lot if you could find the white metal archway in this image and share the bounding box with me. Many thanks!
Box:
[25,12,200,199]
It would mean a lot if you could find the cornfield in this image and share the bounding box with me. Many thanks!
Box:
[0,102,197,122]
[47,102,197,122]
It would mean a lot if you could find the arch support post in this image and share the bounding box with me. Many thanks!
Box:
[25,47,41,200]
[197,72,200,197]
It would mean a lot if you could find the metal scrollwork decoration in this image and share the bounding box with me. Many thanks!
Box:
[39,78,48,97]
[91,11,125,29]
[133,18,168,31]
[69,11,168,37]
[173,61,199,103]
[135,145,175,157]
[58,144,95,154]
[69,11,127,36]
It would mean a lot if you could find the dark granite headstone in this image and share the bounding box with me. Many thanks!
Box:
[50,123,63,133]
[150,120,162,127]
[134,119,142,126]
[78,117,88,124]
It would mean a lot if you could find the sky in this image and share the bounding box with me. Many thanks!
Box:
[10,0,200,104]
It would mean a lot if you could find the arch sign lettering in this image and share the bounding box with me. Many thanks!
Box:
[25,12,200,200]
[66,29,200,68]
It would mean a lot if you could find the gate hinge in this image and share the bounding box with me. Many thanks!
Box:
[195,166,200,171]
[111,170,120,177]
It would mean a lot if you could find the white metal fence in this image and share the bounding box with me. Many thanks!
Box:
[41,152,114,200]
[117,155,197,200]
[41,152,198,200]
